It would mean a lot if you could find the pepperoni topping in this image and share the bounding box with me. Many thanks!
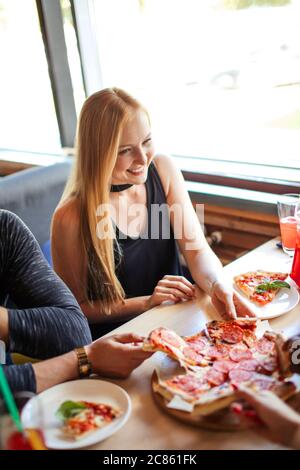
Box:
[168,375,207,395]
[213,360,237,374]
[185,336,210,351]
[255,337,275,355]
[221,325,244,344]
[229,345,252,362]
[237,359,260,372]
[182,346,204,365]
[206,369,226,386]
[243,330,257,348]
[207,344,230,360]
[228,368,254,384]
[235,320,256,332]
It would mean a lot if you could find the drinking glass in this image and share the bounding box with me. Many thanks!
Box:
[277,193,300,256]
[291,221,300,288]
[0,391,45,450]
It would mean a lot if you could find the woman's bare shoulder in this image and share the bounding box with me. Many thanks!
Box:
[152,154,178,196]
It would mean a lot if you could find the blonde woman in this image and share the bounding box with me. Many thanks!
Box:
[51,88,252,338]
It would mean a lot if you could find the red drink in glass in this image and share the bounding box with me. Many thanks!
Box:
[280,216,298,249]
[291,228,300,288]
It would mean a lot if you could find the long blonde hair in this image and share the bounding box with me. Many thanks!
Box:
[62,87,147,314]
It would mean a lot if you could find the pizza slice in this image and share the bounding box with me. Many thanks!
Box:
[153,369,237,416]
[56,400,121,440]
[206,319,257,346]
[143,327,212,369]
[143,327,187,361]
[234,270,290,306]
[153,368,296,418]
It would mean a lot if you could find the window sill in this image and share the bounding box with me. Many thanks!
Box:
[0,149,70,175]
[187,181,278,215]
[173,155,300,194]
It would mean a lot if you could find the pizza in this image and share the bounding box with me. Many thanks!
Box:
[146,321,297,423]
[143,326,210,367]
[154,370,295,417]
[233,270,289,306]
[56,400,121,440]
[205,319,257,347]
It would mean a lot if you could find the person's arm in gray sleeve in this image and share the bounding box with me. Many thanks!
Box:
[0,210,91,359]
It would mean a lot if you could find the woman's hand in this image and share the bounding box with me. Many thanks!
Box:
[146,275,196,310]
[210,280,256,320]
[236,386,300,447]
[86,333,153,379]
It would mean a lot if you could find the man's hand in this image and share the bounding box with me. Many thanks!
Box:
[85,333,153,379]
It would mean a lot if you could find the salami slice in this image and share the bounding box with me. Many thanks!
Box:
[206,369,226,386]
[237,359,260,372]
[182,346,204,365]
[243,330,257,348]
[255,337,275,355]
[229,368,254,384]
[168,374,208,395]
[213,360,237,374]
[207,344,230,360]
[222,325,243,344]
[185,336,210,351]
[229,346,253,362]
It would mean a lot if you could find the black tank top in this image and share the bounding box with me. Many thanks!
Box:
[89,162,182,339]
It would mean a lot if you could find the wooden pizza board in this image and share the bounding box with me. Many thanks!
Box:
[151,371,300,432]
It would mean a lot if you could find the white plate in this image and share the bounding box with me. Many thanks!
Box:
[233,276,300,320]
[21,379,131,450]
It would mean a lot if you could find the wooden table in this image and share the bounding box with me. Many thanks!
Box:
[91,239,299,450]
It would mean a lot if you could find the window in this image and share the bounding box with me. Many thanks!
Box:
[91,0,300,183]
[60,0,86,116]
[0,0,61,153]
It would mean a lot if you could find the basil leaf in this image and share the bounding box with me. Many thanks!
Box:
[255,280,290,293]
[255,288,267,294]
[56,400,86,420]
[255,283,271,292]
[268,280,290,289]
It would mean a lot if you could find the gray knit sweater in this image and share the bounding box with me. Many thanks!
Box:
[0,210,91,392]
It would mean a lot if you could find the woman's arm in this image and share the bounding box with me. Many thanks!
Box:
[153,155,253,319]
[153,155,223,288]
[1,210,91,358]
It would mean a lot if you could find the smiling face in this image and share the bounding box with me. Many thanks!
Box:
[111,109,155,185]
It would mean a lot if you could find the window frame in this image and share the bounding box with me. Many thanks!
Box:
[36,0,77,147]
